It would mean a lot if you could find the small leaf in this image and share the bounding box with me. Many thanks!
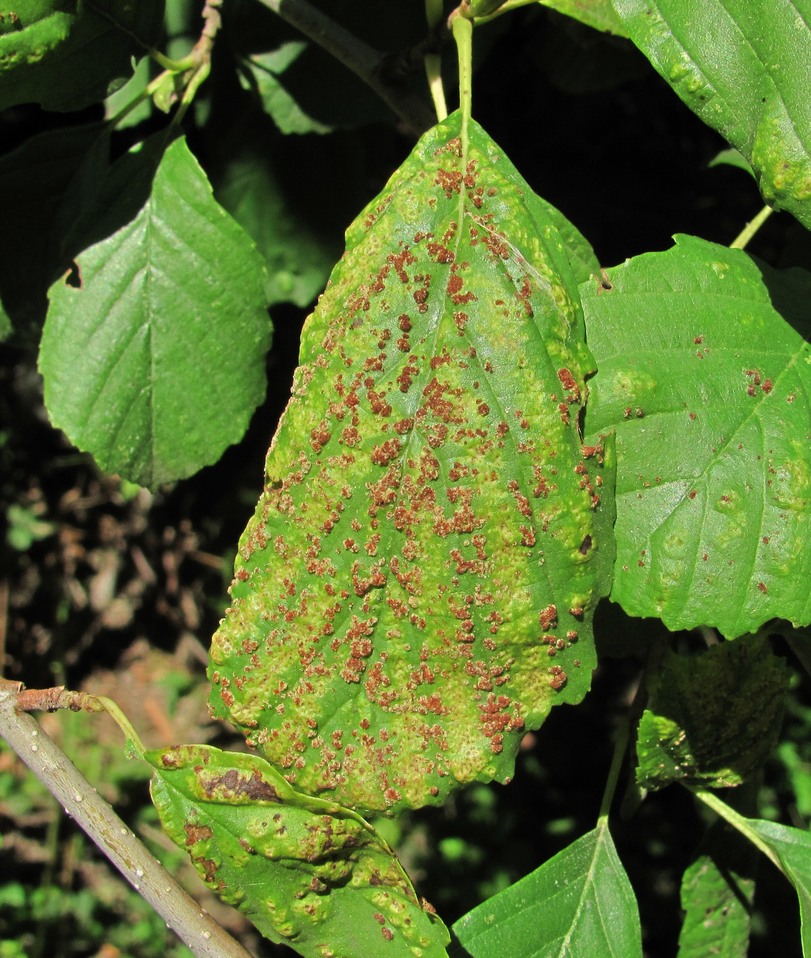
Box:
[636,634,790,791]
[40,137,271,487]
[451,823,642,957]
[0,0,165,112]
[147,744,450,958]
[678,822,756,958]
[242,44,334,135]
[612,0,811,228]
[708,148,755,179]
[209,111,615,814]
[583,234,811,637]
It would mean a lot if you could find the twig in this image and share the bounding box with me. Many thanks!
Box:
[254,0,436,133]
[0,679,254,958]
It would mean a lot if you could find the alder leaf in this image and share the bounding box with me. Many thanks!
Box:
[583,234,811,638]
[40,137,271,488]
[209,110,615,815]
[147,744,450,958]
[451,823,642,957]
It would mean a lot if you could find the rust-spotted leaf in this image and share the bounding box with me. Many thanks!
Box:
[147,745,450,958]
[209,111,614,814]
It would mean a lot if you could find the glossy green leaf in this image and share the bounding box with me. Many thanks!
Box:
[451,823,642,957]
[40,137,271,488]
[612,0,811,228]
[540,0,629,37]
[209,110,615,815]
[583,234,811,637]
[0,0,165,112]
[147,744,450,958]
[678,822,756,958]
[636,634,790,791]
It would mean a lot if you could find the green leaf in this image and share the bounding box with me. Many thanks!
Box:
[0,0,165,112]
[636,634,790,791]
[612,0,811,229]
[213,134,342,307]
[540,0,629,37]
[209,110,615,815]
[582,234,811,637]
[677,822,756,958]
[242,44,334,135]
[451,823,642,957]
[147,744,450,958]
[39,136,271,488]
[708,148,755,179]
[694,792,811,956]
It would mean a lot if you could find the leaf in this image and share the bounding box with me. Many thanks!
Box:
[540,0,630,37]
[695,792,811,957]
[213,134,342,308]
[242,44,335,135]
[39,137,271,488]
[635,634,790,791]
[708,148,755,179]
[450,823,642,957]
[147,744,450,958]
[742,819,811,954]
[677,822,756,958]
[612,0,811,229]
[582,233,811,637]
[0,0,165,113]
[209,110,615,815]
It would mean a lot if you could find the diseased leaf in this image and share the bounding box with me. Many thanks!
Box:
[678,822,756,958]
[636,634,790,791]
[612,0,811,228]
[209,111,615,815]
[583,234,811,637]
[450,823,642,957]
[0,0,165,112]
[40,137,271,487]
[147,744,450,958]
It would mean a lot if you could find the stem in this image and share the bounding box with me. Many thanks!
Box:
[597,713,631,825]
[425,0,448,121]
[730,204,774,250]
[255,0,435,133]
[0,680,254,958]
[691,787,785,876]
[450,10,473,136]
[473,0,536,24]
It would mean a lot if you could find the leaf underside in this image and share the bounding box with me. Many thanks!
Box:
[209,111,614,815]
[147,744,450,958]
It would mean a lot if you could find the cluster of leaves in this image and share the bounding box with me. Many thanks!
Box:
[2,1,811,957]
